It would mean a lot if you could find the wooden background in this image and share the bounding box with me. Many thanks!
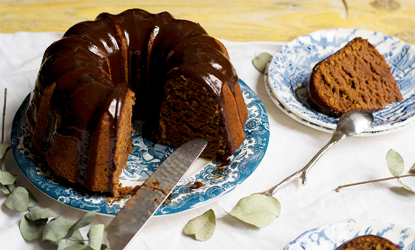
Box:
[1,0,414,44]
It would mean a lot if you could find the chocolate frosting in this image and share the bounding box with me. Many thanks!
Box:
[27,8,239,187]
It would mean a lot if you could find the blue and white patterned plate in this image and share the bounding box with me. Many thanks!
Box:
[268,28,415,133]
[285,219,415,250]
[264,64,413,136]
[11,79,269,216]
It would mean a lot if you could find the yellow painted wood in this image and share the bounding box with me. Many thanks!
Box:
[0,0,414,44]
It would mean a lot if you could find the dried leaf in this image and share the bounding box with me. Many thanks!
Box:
[386,149,404,177]
[228,194,281,228]
[58,230,84,250]
[252,52,273,74]
[410,163,415,173]
[4,186,29,211]
[26,208,58,221]
[42,217,72,243]
[0,141,11,159]
[64,210,96,239]
[20,215,47,241]
[28,189,39,208]
[0,170,17,185]
[0,182,15,194]
[397,178,415,194]
[87,224,105,250]
[0,183,9,194]
[183,209,216,241]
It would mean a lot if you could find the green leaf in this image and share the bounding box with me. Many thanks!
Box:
[4,186,29,211]
[0,141,11,159]
[64,210,97,239]
[397,178,415,194]
[88,224,105,250]
[386,149,404,177]
[26,208,58,221]
[58,230,84,250]
[0,183,9,194]
[1,182,17,194]
[0,170,17,185]
[42,217,72,243]
[28,189,39,208]
[252,52,273,74]
[20,215,47,241]
[183,209,216,241]
[63,245,93,250]
[228,194,281,228]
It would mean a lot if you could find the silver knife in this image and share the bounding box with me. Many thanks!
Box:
[105,138,208,250]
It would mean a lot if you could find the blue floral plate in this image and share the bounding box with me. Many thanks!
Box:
[268,29,415,133]
[11,79,269,216]
[284,219,415,250]
[264,65,413,136]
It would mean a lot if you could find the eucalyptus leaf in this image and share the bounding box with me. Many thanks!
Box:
[228,194,281,228]
[28,189,39,208]
[410,163,415,173]
[0,182,17,194]
[386,149,404,177]
[0,141,11,159]
[100,244,109,250]
[8,182,16,192]
[0,170,17,185]
[64,210,97,239]
[42,217,72,243]
[87,224,105,250]
[183,209,216,241]
[63,245,93,250]
[252,52,273,74]
[4,186,29,212]
[20,215,47,241]
[58,230,84,250]
[26,208,58,221]
[0,183,9,194]
[397,178,415,194]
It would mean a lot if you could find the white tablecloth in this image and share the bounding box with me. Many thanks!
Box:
[0,32,414,250]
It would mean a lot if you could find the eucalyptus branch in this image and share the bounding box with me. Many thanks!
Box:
[334,174,415,192]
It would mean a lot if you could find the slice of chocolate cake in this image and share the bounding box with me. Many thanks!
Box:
[307,37,403,117]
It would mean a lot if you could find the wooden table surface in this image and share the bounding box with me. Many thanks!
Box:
[1,0,414,44]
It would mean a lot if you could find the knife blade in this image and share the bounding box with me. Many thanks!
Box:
[105,138,208,250]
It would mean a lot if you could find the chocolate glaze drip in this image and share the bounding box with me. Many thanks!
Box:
[27,8,240,191]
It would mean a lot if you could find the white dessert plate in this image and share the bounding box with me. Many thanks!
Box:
[284,219,415,250]
[264,65,413,136]
[267,28,415,133]
[11,79,270,216]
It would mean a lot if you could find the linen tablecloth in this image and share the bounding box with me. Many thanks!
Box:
[0,32,414,250]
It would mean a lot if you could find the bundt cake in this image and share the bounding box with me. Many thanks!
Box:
[307,37,403,117]
[336,235,402,250]
[26,8,248,195]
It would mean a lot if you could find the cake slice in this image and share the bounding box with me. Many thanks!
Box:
[307,37,403,117]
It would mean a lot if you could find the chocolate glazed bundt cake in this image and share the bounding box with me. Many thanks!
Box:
[26,8,248,195]
[308,37,403,117]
